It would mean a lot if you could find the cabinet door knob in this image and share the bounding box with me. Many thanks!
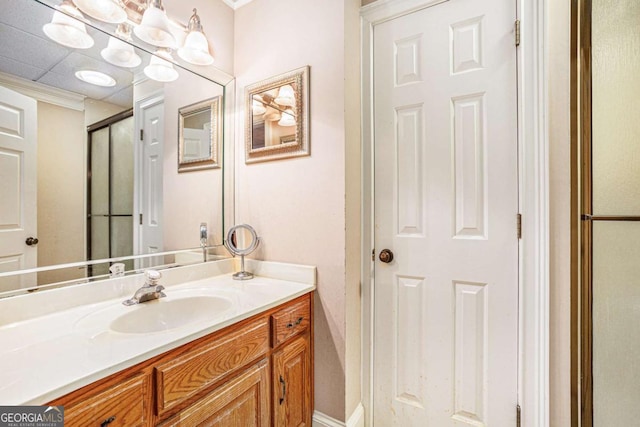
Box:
[25,237,39,246]
[379,249,394,263]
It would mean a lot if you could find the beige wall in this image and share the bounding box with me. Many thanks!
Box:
[234,0,361,421]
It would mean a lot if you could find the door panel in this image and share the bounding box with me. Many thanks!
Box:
[0,86,37,292]
[373,0,518,425]
[140,100,164,262]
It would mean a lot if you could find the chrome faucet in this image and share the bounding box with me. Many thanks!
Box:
[123,270,166,306]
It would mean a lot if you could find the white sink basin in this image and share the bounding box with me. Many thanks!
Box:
[74,291,235,336]
[109,296,232,334]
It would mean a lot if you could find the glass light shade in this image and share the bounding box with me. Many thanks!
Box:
[101,37,142,68]
[252,99,266,116]
[75,70,116,87]
[133,5,176,48]
[278,108,296,127]
[263,110,281,122]
[274,85,295,107]
[178,30,214,65]
[144,51,178,82]
[72,0,126,24]
[42,3,94,49]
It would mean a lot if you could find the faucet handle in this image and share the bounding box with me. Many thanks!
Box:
[145,270,162,285]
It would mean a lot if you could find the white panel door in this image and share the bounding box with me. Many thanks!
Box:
[137,97,164,267]
[373,0,518,425]
[0,86,37,292]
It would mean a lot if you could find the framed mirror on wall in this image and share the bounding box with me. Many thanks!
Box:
[178,96,222,172]
[244,66,309,164]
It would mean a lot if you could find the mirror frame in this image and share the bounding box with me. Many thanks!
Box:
[225,224,260,256]
[178,96,222,172]
[244,66,310,164]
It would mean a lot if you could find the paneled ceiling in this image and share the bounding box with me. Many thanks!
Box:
[0,0,139,107]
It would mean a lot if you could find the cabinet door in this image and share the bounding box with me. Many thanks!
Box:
[273,334,311,427]
[159,359,270,427]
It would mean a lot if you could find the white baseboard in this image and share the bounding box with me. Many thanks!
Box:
[313,403,365,427]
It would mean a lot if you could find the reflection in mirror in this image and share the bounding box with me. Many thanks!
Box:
[225,224,260,281]
[245,66,309,163]
[0,0,230,296]
[178,96,221,172]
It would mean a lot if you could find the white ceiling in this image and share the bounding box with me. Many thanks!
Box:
[0,0,142,107]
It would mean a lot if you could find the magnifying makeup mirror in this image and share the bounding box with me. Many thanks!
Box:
[225,224,260,280]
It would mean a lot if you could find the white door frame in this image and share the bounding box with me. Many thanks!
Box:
[360,0,549,426]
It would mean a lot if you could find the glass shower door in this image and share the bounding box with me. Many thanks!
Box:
[589,0,640,424]
[88,113,134,276]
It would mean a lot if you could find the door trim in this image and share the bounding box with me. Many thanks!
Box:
[359,0,550,425]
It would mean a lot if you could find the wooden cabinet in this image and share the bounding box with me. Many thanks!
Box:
[49,293,313,427]
[158,359,270,427]
[273,334,312,427]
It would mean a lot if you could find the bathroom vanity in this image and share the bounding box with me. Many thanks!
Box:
[0,259,315,427]
[51,294,311,426]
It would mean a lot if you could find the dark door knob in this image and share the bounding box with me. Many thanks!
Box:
[379,249,394,263]
[25,237,39,246]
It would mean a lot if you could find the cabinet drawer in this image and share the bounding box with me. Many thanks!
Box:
[158,359,270,427]
[271,298,310,347]
[64,374,148,427]
[155,317,269,413]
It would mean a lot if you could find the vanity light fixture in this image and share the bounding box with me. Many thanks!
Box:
[144,49,179,82]
[134,0,176,49]
[72,0,127,24]
[101,24,142,68]
[252,99,266,116]
[42,0,94,49]
[178,9,214,66]
[274,85,295,107]
[278,108,296,127]
[75,70,116,87]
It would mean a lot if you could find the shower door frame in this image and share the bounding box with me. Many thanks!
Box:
[572,0,640,424]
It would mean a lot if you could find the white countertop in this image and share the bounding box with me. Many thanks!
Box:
[0,259,316,405]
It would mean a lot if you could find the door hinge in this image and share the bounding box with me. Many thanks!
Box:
[517,213,522,239]
[140,129,144,141]
[371,248,375,261]
[516,404,521,427]
[139,213,143,225]
[515,20,521,47]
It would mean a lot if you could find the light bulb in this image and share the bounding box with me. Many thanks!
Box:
[178,9,214,66]
[144,50,178,82]
[252,99,266,116]
[134,0,176,48]
[101,36,142,68]
[278,108,296,127]
[42,1,94,49]
[274,85,295,107]
[72,0,126,24]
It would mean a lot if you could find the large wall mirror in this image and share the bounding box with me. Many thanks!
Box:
[0,0,234,296]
